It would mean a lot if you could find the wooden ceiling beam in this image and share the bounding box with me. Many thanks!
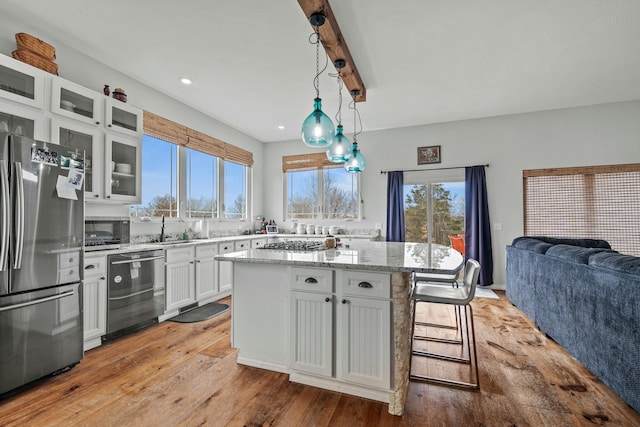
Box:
[297,0,366,102]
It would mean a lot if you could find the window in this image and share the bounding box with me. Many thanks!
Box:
[131,111,253,220]
[283,153,359,220]
[403,169,465,245]
[186,148,218,218]
[223,160,248,219]
[131,135,177,217]
[524,164,640,256]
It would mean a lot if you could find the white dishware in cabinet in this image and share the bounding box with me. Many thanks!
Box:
[0,98,45,140]
[51,77,103,127]
[104,134,141,203]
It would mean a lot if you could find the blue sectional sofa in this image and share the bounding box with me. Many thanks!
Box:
[506,236,640,413]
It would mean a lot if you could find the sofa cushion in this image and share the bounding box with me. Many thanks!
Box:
[527,236,611,249]
[511,237,553,254]
[589,252,640,275]
[545,245,613,264]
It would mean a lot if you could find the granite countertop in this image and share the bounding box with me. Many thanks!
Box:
[215,241,464,274]
[83,234,376,257]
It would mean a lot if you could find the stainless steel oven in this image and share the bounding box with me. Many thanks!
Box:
[85,217,130,251]
[105,249,165,341]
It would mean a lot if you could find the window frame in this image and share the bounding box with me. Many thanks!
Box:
[282,164,361,222]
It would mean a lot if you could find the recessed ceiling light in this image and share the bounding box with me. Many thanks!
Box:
[278,125,285,130]
[180,78,192,85]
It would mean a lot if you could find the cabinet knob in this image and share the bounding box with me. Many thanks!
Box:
[106,195,111,199]
[325,297,331,302]
[342,299,348,304]
[96,121,100,125]
[94,194,99,198]
[108,124,112,127]
[304,277,318,284]
[100,276,106,280]
[190,261,194,264]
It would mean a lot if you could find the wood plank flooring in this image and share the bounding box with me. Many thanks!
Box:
[1,293,638,427]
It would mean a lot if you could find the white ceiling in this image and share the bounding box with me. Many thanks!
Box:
[3,0,640,143]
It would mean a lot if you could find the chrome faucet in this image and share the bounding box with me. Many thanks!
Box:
[160,215,166,242]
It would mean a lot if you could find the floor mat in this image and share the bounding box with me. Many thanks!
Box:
[475,287,499,299]
[168,302,230,323]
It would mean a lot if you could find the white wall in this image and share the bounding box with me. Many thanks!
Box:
[0,21,264,232]
[264,100,640,287]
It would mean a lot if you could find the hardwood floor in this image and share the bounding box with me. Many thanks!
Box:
[1,293,638,426]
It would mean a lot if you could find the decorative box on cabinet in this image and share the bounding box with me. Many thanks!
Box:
[83,255,107,351]
[165,246,196,312]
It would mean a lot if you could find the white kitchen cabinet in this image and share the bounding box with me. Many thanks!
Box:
[104,134,141,203]
[51,119,102,199]
[51,77,103,127]
[217,241,235,293]
[289,267,392,390]
[195,244,218,302]
[251,238,267,248]
[83,255,107,351]
[0,54,44,109]
[165,246,196,312]
[0,98,45,140]
[105,97,142,137]
[290,290,334,377]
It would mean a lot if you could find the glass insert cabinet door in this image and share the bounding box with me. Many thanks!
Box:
[0,99,44,140]
[105,98,142,137]
[0,55,44,109]
[105,135,141,203]
[51,119,101,199]
[51,78,103,127]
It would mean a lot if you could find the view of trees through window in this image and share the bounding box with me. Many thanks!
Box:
[131,135,248,220]
[287,167,358,219]
[404,183,464,244]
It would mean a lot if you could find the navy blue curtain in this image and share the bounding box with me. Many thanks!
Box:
[465,166,494,285]
[386,171,405,242]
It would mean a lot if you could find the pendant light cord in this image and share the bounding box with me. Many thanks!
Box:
[309,26,329,98]
[350,94,362,143]
[329,71,344,125]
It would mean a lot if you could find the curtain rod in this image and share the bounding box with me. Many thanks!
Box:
[380,163,489,174]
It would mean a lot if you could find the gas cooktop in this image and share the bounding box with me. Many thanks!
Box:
[259,240,327,251]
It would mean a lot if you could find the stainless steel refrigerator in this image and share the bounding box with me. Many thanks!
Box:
[0,132,84,396]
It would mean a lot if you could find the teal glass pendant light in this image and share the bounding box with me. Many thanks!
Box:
[301,13,335,147]
[344,89,366,173]
[326,59,350,163]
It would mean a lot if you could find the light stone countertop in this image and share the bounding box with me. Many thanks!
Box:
[215,241,464,274]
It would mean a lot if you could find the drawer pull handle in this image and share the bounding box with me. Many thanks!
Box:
[304,277,318,284]
[358,281,373,289]
[85,264,96,270]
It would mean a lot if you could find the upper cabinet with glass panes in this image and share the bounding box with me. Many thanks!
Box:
[51,77,104,127]
[0,54,44,109]
[105,97,142,137]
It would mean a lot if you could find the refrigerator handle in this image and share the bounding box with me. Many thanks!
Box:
[12,162,24,269]
[0,161,9,271]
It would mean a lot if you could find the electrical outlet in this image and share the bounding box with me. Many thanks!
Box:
[375,223,382,229]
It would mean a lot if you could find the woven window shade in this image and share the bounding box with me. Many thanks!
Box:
[143,111,253,166]
[523,163,640,256]
[282,153,337,172]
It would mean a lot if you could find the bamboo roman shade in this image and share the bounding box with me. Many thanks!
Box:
[143,111,253,166]
[523,163,640,256]
[282,153,339,172]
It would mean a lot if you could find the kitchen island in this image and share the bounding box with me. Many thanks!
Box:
[216,241,464,416]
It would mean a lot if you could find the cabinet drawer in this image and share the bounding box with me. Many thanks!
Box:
[84,256,107,278]
[252,238,267,248]
[290,267,334,293]
[234,240,250,251]
[59,251,80,269]
[166,246,195,263]
[339,270,391,299]
[218,241,235,253]
[58,266,80,283]
[196,244,217,258]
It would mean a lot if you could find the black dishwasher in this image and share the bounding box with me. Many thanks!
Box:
[105,250,165,341]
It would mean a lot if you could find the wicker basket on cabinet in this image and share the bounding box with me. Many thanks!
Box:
[15,32,56,60]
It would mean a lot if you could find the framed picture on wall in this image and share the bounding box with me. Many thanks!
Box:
[417,145,441,165]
